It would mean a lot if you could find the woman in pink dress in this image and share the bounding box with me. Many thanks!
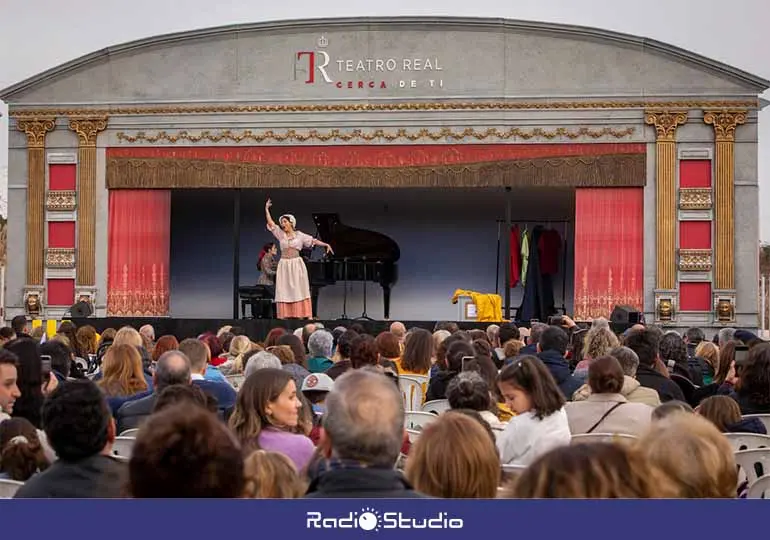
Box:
[265,199,333,319]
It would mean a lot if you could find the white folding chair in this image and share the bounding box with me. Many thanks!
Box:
[406,428,421,444]
[571,433,638,444]
[724,432,770,452]
[0,479,24,498]
[227,374,245,391]
[119,428,140,438]
[742,415,770,434]
[501,464,526,474]
[421,399,451,415]
[734,448,770,485]
[111,436,136,460]
[405,411,438,431]
[747,475,770,499]
[399,375,427,411]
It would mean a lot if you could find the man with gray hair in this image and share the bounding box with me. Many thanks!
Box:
[570,347,660,407]
[307,329,334,372]
[306,368,424,498]
[116,350,192,433]
[244,351,281,378]
[718,327,736,348]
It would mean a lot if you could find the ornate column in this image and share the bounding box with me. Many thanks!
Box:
[703,110,746,293]
[16,118,56,301]
[645,110,687,320]
[69,117,107,292]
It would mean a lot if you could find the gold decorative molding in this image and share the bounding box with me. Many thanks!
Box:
[8,99,758,118]
[678,249,712,272]
[645,110,687,290]
[703,110,748,142]
[644,110,688,142]
[17,117,56,286]
[704,109,746,290]
[46,190,77,212]
[107,153,646,189]
[69,117,108,147]
[45,248,75,269]
[69,116,107,287]
[679,188,713,210]
[115,126,637,144]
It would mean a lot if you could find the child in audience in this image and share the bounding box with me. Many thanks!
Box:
[242,450,306,498]
[496,356,571,466]
[0,417,49,481]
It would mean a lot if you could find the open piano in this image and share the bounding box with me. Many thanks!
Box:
[306,213,399,319]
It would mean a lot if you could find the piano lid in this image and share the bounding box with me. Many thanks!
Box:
[312,213,400,262]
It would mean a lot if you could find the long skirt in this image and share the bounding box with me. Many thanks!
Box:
[275,257,312,319]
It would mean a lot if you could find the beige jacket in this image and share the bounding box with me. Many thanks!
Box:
[572,376,661,407]
[565,393,653,436]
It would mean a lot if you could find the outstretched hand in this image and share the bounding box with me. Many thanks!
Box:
[265,198,272,210]
[325,245,334,255]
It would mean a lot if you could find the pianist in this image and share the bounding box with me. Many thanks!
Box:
[265,199,333,319]
[256,242,278,295]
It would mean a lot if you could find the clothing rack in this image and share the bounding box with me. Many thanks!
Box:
[495,219,571,320]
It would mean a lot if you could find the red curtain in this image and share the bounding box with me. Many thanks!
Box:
[574,188,644,320]
[107,190,171,316]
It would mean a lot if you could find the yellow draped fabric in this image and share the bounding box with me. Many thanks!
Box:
[451,289,503,322]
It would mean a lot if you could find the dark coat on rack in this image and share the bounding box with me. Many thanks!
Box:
[518,226,556,323]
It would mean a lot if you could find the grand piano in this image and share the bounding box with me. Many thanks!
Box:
[306,213,400,319]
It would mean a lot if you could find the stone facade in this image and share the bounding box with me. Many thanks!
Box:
[1,17,767,329]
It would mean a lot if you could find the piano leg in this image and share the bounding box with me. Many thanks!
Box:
[383,285,392,320]
[310,287,320,319]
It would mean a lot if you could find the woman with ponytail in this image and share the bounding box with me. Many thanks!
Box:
[496,356,571,466]
[0,417,50,481]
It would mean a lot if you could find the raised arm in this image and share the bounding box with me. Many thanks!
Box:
[265,198,276,230]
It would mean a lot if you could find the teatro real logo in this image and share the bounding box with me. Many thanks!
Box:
[306,507,464,531]
[294,35,445,90]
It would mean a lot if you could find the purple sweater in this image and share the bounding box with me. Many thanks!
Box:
[257,428,315,471]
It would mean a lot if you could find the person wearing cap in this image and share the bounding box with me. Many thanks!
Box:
[301,373,334,444]
[265,198,334,319]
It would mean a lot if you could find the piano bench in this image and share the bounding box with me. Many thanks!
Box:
[241,298,274,319]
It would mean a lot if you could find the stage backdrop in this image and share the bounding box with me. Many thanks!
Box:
[573,187,644,320]
[169,188,575,320]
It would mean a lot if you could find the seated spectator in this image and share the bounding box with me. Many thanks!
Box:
[306,368,424,498]
[446,371,506,434]
[151,335,179,364]
[98,344,152,411]
[692,340,738,405]
[661,332,703,386]
[624,329,685,403]
[179,339,236,415]
[406,411,500,498]
[271,344,311,390]
[152,384,217,415]
[301,373,334,445]
[696,395,767,434]
[219,335,255,375]
[572,346,661,406]
[0,417,50,481]
[0,326,16,347]
[426,340,475,401]
[397,328,433,376]
[694,341,719,385]
[5,338,46,428]
[128,404,244,498]
[14,380,126,498]
[75,325,99,364]
[732,343,770,415]
[278,334,308,370]
[0,349,21,422]
[638,412,737,498]
[243,449,306,499]
[390,321,407,350]
[511,322,547,360]
[496,356,571,466]
[116,351,192,434]
[327,329,358,378]
[200,333,227,367]
[244,350,282,378]
[375,331,401,366]
[505,442,678,498]
[264,328,287,349]
[349,335,379,370]
[652,400,694,421]
[565,355,652,436]
[229,368,314,471]
[535,326,583,399]
[573,326,619,380]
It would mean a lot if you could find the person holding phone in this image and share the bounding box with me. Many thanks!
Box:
[731,343,770,415]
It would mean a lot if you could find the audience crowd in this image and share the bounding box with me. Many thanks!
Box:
[1,312,769,499]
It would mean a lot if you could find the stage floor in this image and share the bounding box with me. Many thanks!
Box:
[72,318,492,340]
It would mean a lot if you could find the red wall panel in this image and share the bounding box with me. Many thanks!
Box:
[680,282,712,312]
[48,221,76,248]
[680,160,712,188]
[679,221,711,250]
[47,279,75,306]
[49,164,77,191]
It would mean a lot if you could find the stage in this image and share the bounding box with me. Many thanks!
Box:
[72,318,492,340]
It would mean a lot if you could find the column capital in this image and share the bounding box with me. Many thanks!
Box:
[644,110,688,142]
[16,118,56,148]
[703,110,747,142]
[68,116,108,147]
